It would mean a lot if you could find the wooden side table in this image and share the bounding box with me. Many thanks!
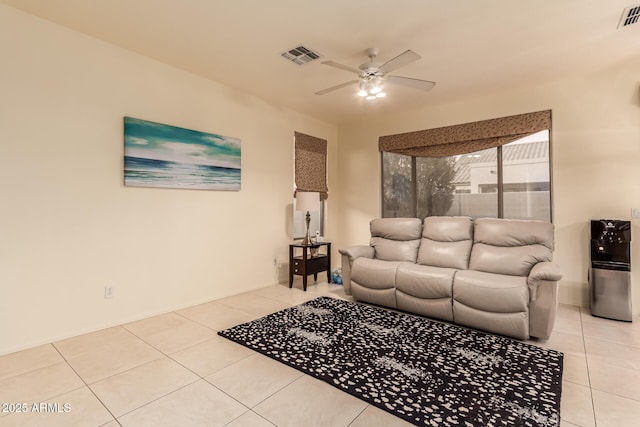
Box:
[289,242,331,291]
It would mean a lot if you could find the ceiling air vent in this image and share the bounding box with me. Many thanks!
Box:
[618,4,640,28]
[281,45,322,65]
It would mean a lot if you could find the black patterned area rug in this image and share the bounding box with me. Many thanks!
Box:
[218,296,563,427]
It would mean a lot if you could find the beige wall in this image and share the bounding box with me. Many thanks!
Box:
[0,5,337,355]
[337,58,640,313]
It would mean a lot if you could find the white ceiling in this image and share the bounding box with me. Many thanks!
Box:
[3,0,640,125]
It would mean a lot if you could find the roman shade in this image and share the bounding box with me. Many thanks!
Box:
[294,131,328,200]
[379,110,551,157]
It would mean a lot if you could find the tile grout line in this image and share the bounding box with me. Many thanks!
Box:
[105,355,288,424]
[123,318,221,356]
[121,301,303,423]
[0,343,64,383]
[164,339,254,383]
[54,327,211,424]
[346,404,370,426]
[204,297,318,418]
[105,300,299,418]
[205,358,305,411]
[170,308,255,343]
[572,310,640,419]
[121,325,224,380]
[112,306,260,417]
[50,343,121,426]
[112,378,206,421]
[210,294,348,426]
[580,308,598,427]
[221,409,276,427]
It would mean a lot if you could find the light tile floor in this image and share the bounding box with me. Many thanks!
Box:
[1,280,640,426]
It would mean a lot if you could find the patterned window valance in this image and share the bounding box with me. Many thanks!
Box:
[379,110,551,157]
[294,132,328,200]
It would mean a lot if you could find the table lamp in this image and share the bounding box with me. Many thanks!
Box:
[296,191,320,246]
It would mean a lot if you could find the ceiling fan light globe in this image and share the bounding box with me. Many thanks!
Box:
[370,85,382,94]
[357,89,368,97]
[376,92,386,98]
[366,95,377,101]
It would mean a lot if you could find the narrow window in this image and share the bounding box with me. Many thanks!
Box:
[294,132,328,238]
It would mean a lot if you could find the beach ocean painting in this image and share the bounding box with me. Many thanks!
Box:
[124,117,241,191]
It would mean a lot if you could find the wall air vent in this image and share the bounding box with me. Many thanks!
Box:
[618,4,640,28]
[281,45,322,65]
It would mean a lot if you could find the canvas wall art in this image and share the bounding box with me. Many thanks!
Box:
[124,117,241,191]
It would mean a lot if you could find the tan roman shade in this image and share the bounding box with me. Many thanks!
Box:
[294,132,328,200]
[379,110,551,157]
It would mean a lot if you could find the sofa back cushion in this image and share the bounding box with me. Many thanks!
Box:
[370,218,422,262]
[469,218,554,276]
[417,216,473,270]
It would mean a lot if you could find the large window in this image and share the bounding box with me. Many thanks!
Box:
[382,130,551,221]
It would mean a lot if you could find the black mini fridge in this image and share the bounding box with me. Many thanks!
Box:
[589,219,632,321]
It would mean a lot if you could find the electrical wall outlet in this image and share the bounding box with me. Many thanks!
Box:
[632,208,640,219]
[104,285,114,299]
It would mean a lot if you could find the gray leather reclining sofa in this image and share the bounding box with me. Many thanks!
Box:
[339,216,562,340]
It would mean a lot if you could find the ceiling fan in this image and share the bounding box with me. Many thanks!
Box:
[315,48,435,100]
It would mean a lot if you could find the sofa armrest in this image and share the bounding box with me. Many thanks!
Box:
[527,262,562,301]
[527,262,562,339]
[339,246,374,296]
[339,245,374,264]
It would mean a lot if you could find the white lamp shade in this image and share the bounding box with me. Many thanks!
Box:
[296,191,320,212]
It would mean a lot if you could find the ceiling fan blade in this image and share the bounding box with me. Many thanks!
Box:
[379,50,421,73]
[315,80,360,95]
[387,75,435,91]
[321,60,361,75]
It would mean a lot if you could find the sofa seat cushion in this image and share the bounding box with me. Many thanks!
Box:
[453,270,528,313]
[453,302,529,339]
[396,264,455,299]
[395,264,456,322]
[351,282,397,309]
[351,258,404,290]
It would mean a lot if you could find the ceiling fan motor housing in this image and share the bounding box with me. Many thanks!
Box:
[358,62,384,77]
